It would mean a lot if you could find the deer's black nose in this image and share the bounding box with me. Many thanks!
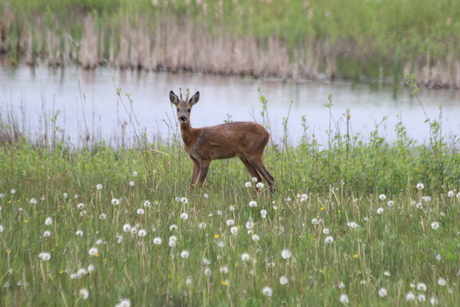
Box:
[179,115,187,122]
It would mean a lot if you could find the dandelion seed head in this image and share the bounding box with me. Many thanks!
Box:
[323,228,330,234]
[181,250,190,258]
[416,182,425,190]
[431,222,440,230]
[204,267,212,276]
[230,226,238,235]
[87,264,95,272]
[77,203,85,209]
[76,230,84,236]
[169,224,178,231]
[417,282,427,291]
[281,249,292,259]
[220,266,229,274]
[256,182,264,189]
[387,200,394,207]
[325,236,334,243]
[251,177,258,182]
[129,181,135,186]
[38,252,51,261]
[377,207,384,214]
[245,182,252,188]
[347,222,359,228]
[88,247,98,256]
[252,234,260,241]
[138,229,147,237]
[137,208,145,215]
[45,217,53,225]
[180,213,189,220]
[300,194,308,201]
[96,184,103,190]
[447,191,454,197]
[115,298,131,307]
[99,213,107,220]
[245,221,254,230]
[132,171,138,176]
[43,230,51,237]
[262,286,273,296]
[311,218,319,225]
[260,210,267,218]
[123,224,131,232]
[241,253,250,261]
[339,293,349,304]
[248,200,257,208]
[198,222,206,229]
[79,288,89,299]
[280,276,288,285]
[143,200,151,207]
[29,198,37,204]
[153,237,162,245]
[437,277,446,286]
[406,291,416,301]
[111,198,120,205]
[378,288,387,297]
[379,194,386,201]
[180,197,188,204]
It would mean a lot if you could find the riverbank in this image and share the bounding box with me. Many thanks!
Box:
[1,0,459,88]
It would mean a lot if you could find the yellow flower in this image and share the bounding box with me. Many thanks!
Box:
[320,207,324,210]
[59,270,65,274]
[221,281,228,286]
[23,220,29,223]
[234,262,239,268]
[214,234,220,239]
[353,254,359,258]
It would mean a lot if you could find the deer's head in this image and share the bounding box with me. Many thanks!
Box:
[169,89,200,123]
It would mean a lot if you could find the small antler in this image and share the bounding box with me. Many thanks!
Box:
[179,88,183,100]
[185,89,190,101]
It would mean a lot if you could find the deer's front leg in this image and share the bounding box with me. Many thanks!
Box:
[189,158,201,190]
[198,160,211,188]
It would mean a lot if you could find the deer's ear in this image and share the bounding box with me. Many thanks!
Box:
[169,91,179,105]
[189,91,200,106]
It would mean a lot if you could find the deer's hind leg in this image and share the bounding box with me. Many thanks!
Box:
[239,157,263,183]
[248,157,275,193]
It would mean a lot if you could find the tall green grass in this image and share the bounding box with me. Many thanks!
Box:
[1,80,459,305]
[1,0,460,86]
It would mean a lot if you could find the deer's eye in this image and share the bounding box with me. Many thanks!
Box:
[187,109,191,112]
[177,108,180,112]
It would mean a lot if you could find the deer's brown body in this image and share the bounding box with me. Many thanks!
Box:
[170,89,275,192]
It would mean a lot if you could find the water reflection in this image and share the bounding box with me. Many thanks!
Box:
[1,65,459,146]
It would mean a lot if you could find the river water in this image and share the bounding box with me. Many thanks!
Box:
[1,65,459,147]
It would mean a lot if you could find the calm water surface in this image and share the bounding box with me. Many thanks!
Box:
[1,65,459,146]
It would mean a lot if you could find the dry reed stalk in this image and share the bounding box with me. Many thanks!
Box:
[78,16,99,69]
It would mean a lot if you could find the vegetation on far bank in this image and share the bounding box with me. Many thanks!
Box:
[1,0,460,87]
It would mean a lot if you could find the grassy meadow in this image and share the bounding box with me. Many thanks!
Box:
[1,79,460,306]
[1,0,460,87]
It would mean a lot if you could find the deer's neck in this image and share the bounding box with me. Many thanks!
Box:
[180,122,198,148]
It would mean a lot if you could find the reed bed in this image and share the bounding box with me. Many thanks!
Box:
[0,79,460,305]
[1,0,460,87]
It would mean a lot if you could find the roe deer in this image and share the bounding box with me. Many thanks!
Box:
[169,89,275,192]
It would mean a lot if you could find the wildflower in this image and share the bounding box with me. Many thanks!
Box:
[377,207,384,214]
[129,181,135,186]
[202,258,211,265]
[416,182,424,190]
[262,286,273,297]
[230,227,238,235]
[379,194,386,201]
[115,298,131,307]
[137,209,145,215]
[199,222,206,229]
[280,276,288,285]
[43,231,51,237]
[406,291,416,301]
[87,264,95,272]
[436,254,441,261]
[99,213,107,220]
[204,268,212,277]
[88,247,98,256]
[77,203,85,209]
[457,192,460,199]
[38,252,51,261]
[378,288,387,297]
[281,249,292,259]
[180,250,190,258]
[383,271,391,277]
[300,194,308,201]
[138,229,147,237]
[430,296,439,305]
[323,228,330,234]
[437,277,446,286]
[229,205,235,211]
[76,230,84,236]
[45,217,53,225]
[325,236,334,243]
[77,268,87,277]
[111,198,120,205]
[248,200,257,208]
[260,210,267,218]
[245,221,254,230]
[220,266,229,274]
[245,182,252,188]
[96,184,103,190]
[169,236,178,243]
[337,281,345,289]
[339,293,349,304]
[347,222,359,228]
[123,224,131,232]
[252,234,260,241]
[387,200,394,207]
[241,253,250,261]
[63,193,68,199]
[169,224,178,231]
[180,213,189,220]
[252,177,258,182]
[0,225,5,233]
[185,277,192,285]
[431,222,440,230]
[29,198,37,204]
[417,282,427,291]
[11,189,16,194]
[448,191,454,197]
[153,237,162,245]
[180,197,188,204]
[143,200,151,207]
[256,182,264,189]
[418,294,426,302]
[311,218,319,225]
[79,288,89,300]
